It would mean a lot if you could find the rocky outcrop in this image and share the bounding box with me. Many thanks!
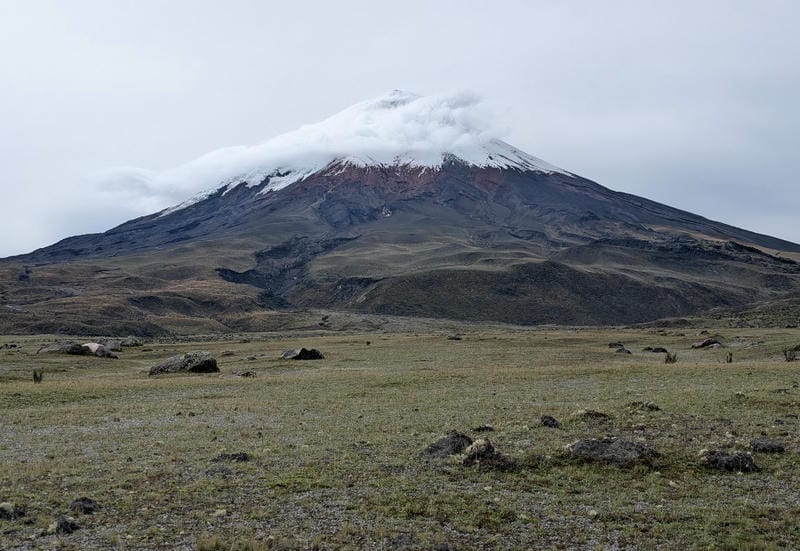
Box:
[149,352,219,375]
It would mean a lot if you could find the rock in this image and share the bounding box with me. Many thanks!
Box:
[627,401,660,412]
[83,344,118,359]
[280,348,324,360]
[616,347,632,355]
[212,452,250,462]
[692,338,721,349]
[565,438,658,468]
[48,515,79,535]
[699,450,759,472]
[750,438,785,454]
[462,438,515,470]
[0,502,24,520]
[643,346,669,353]
[422,430,473,458]
[121,336,144,347]
[37,342,91,355]
[540,415,560,428]
[471,425,494,433]
[608,342,625,348]
[0,343,18,350]
[69,497,100,515]
[232,370,256,378]
[446,335,462,341]
[220,350,236,357]
[99,339,122,351]
[149,352,219,375]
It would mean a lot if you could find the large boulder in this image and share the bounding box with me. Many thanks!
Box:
[83,343,118,359]
[462,438,515,470]
[280,348,324,360]
[565,438,658,468]
[149,352,219,375]
[121,336,144,347]
[699,450,759,472]
[37,342,91,355]
[692,338,721,349]
[422,430,473,458]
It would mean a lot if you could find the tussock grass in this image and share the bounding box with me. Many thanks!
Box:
[1,327,799,548]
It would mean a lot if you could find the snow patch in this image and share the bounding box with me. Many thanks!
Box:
[97,90,571,216]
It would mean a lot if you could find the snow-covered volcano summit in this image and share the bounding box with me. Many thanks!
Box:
[104,90,570,215]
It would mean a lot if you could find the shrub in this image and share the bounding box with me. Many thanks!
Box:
[784,348,797,362]
[665,352,678,364]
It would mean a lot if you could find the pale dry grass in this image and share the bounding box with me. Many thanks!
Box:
[1,327,799,549]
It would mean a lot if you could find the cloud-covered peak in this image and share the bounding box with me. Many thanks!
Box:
[99,91,568,215]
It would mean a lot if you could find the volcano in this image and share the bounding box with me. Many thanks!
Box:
[2,91,799,335]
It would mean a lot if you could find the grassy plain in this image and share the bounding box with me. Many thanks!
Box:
[1,326,799,550]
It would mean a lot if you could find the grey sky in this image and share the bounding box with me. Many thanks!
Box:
[1,0,798,257]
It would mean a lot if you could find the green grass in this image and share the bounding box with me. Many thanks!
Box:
[1,327,799,549]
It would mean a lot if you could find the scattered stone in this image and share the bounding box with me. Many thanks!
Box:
[572,409,610,421]
[750,438,785,454]
[232,370,256,378]
[99,339,122,352]
[627,401,660,412]
[83,343,119,359]
[471,425,495,433]
[211,509,227,518]
[422,430,473,458]
[246,356,257,361]
[212,452,250,462]
[0,343,18,350]
[280,348,324,360]
[608,342,624,348]
[37,342,91,355]
[121,336,144,347]
[149,352,219,375]
[220,350,236,357]
[616,347,632,355]
[462,438,515,470]
[699,450,759,472]
[0,502,24,520]
[540,415,560,428]
[446,335,462,341]
[48,516,79,535]
[69,497,100,515]
[565,438,658,468]
[692,338,721,349]
[642,347,669,353]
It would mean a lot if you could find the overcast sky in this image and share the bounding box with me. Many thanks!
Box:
[1,0,798,257]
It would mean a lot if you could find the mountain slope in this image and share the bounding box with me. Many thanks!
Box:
[2,91,799,335]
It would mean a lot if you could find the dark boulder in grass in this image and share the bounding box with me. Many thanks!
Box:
[69,497,100,515]
[212,452,250,462]
[121,336,144,347]
[540,415,560,428]
[149,352,219,375]
[280,348,324,360]
[692,338,721,349]
[0,502,25,520]
[750,438,785,454]
[462,438,516,471]
[422,430,473,458]
[37,342,91,355]
[699,450,759,472]
[565,438,658,468]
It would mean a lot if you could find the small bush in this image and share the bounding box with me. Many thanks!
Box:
[725,352,733,363]
[784,348,797,362]
[665,353,678,364]
[32,369,43,383]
